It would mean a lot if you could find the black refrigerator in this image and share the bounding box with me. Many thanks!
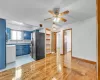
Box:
[31,31,45,60]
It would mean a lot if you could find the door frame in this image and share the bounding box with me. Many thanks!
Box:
[56,31,61,54]
[63,28,72,57]
[51,32,57,53]
[97,0,99,79]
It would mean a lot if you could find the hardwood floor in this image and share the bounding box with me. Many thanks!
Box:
[0,53,97,80]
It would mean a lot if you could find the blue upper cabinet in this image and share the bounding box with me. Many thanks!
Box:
[6,28,32,40]
[24,31,32,40]
[6,28,11,40]
[0,19,6,69]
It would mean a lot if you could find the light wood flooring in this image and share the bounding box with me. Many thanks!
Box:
[0,53,97,80]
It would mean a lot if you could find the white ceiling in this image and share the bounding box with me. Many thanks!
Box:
[0,0,96,28]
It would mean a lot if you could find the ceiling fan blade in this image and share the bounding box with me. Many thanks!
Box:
[48,10,56,16]
[44,17,52,21]
[59,10,69,16]
[60,17,67,22]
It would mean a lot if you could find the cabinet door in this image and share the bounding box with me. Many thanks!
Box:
[16,45,30,56]
[16,45,23,56]
[23,45,30,55]
[16,49,23,56]
[24,31,31,40]
[23,48,29,55]
[6,28,11,40]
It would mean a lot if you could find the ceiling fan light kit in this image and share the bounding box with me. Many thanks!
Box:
[53,17,60,23]
[44,8,69,31]
[44,8,69,23]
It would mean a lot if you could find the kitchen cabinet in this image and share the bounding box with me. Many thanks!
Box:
[16,45,30,56]
[16,49,23,56]
[6,28,32,40]
[16,45,23,56]
[24,31,32,40]
[23,45,30,55]
[0,19,6,69]
[6,28,11,40]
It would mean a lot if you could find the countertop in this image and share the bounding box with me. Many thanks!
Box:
[6,45,16,47]
[6,43,31,45]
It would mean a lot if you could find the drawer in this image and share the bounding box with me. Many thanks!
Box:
[23,45,30,48]
[16,45,23,49]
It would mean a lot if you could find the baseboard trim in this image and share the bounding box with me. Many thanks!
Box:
[72,56,96,64]
[67,51,71,53]
[46,53,52,56]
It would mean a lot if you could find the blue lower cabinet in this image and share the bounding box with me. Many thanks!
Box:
[16,49,23,56]
[23,48,29,55]
[16,45,30,56]
[16,45,23,56]
[16,45,23,50]
[23,45,30,55]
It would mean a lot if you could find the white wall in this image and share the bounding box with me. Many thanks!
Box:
[63,16,96,62]
[66,30,71,52]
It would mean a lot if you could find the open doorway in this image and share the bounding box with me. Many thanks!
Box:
[63,29,72,68]
[56,30,64,54]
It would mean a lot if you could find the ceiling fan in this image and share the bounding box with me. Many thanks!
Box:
[44,8,69,23]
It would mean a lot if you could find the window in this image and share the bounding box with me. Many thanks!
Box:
[11,30,23,40]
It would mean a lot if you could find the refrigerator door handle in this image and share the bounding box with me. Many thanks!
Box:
[32,39,34,46]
